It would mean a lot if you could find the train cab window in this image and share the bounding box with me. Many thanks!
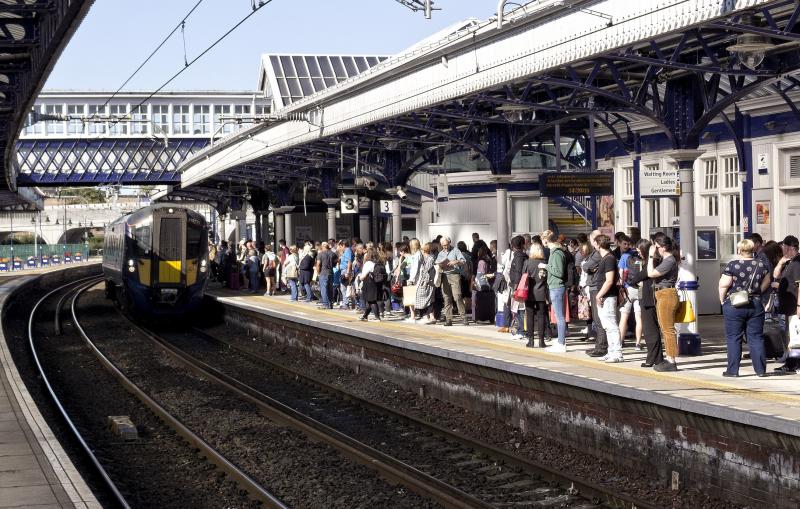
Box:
[186,223,203,258]
[133,224,151,257]
[159,218,181,260]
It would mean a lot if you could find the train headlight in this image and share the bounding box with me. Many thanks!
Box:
[128,259,134,266]
[127,259,135,272]
[201,259,207,267]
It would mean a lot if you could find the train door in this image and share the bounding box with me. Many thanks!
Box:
[152,208,186,290]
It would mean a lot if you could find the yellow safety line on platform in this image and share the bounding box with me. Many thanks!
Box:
[223,293,800,408]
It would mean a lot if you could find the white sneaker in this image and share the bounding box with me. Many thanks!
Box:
[605,355,624,363]
[545,344,567,353]
[598,354,609,362]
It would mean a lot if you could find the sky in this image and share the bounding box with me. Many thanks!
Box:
[45,0,495,92]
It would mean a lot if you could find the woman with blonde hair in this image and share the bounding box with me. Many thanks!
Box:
[522,242,550,348]
[718,238,771,377]
[403,239,422,322]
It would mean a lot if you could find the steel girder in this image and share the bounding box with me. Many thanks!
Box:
[177,1,800,202]
[2,0,96,199]
[15,138,209,186]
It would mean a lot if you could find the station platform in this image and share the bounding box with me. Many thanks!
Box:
[0,269,100,508]
[207,287,800,436]
[207,286,800,506]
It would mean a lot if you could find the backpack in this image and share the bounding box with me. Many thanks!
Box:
[624,252,643,287]
[372,263,387,284]
[562,249,577,288]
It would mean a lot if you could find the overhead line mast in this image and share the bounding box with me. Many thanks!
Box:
[393,0,436,19]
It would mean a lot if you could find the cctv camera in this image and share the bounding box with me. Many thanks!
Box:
[396,187,407,199]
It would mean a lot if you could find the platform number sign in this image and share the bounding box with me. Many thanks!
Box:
[379,200,392,215]
[340,195,358,214]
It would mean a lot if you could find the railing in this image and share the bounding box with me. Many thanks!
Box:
[551,196,592,224]
[0,244,91,269]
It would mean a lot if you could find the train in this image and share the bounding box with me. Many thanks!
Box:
[102,204,209,316]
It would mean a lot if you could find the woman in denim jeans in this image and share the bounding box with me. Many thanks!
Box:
[718,239,771,377]
[281,245,299,301]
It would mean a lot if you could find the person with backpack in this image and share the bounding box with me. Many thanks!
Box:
[261,244,278,296]
[359,247,383,322]
[542,230,568,352]
[594,234,623,363]
[617,234,643,350]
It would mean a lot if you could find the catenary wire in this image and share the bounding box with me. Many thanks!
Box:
[92,0,206,118]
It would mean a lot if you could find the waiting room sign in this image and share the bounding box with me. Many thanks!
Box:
[640,166,680,197]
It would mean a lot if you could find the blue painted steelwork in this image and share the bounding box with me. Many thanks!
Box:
[171,2,800,217]
[0,0,96,206]
[15,138,209,186]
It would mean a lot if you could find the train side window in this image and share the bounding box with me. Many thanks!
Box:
[186,224,203,258]
[133,225,151,257]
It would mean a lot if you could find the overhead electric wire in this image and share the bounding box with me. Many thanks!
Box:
[106,0,273,186]
[122,0,273,121]
[94,0,206,117]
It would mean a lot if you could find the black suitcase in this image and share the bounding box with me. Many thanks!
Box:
[474,290,496,323]
[764,322,785,360]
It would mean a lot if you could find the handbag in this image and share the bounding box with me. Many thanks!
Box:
[729,260,760,308]
[391,277,403,297]
[284,263,298,279]
[433,265,442,288]
[675,297,696,323]
[402,285,417,307]
[577,293,591,320]
[513,275,529,301]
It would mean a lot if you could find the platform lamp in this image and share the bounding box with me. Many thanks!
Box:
[726,15,775,70]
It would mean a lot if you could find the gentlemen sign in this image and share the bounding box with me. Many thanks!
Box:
[539,172,613,196]
[640,166,680,197]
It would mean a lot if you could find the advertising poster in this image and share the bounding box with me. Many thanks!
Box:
[755,200,771,238]
[598,195,615,237]
[697,230,718,260]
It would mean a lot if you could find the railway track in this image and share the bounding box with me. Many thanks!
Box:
[126,319,659,508]
[67,280,287,508]
[28,277,285,508]
[28,276,130,508]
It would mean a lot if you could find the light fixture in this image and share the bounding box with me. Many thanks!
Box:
[727,16,775,70]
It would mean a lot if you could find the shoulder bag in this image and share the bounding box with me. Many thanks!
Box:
[729,260,760,308]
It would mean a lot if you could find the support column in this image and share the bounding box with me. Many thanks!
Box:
[254,212,262,244]
[218,215,227,244]
[274,212,285,244]
[668,149,705,347]
[490,175,512,249]
[390,194,402,245]
[284,211,294,245]
[262,211,271,245]
[359,206,371,242]
[237,218,247,243]
[323,198,339,241]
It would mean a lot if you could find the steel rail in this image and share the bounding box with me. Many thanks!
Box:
[27,276,130,509]
[69,282,287,509]
[125,319,492,509]
[193,327,661,509]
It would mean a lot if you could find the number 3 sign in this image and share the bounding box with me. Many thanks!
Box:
[340,195,358,214]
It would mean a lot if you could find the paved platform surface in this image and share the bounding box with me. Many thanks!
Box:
[0,272,99,508]
[209,286,800,437]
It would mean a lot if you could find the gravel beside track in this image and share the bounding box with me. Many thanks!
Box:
[159,328,603,508]
[202,320,745,509]
[9,280,258,508]
[78,287,438,509]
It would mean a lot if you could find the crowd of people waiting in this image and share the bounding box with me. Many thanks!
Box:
[206,228,800,377]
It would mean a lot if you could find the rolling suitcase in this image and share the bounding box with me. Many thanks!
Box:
[228,271,241,290]
[474,290,495,323]
[764,321,785,360]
